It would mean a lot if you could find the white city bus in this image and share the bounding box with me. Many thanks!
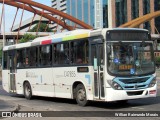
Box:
[2,28,157,106]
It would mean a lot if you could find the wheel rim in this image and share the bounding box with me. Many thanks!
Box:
[25,85,31,97]
[77,89,86,101]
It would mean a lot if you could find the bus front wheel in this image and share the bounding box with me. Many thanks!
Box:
[75,84,88,106]
[24,82,32,100]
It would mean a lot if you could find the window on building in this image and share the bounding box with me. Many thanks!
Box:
[131,0,139,19]
[143,0,151,30]
[115,0,127,27]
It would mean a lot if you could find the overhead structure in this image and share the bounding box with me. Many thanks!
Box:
[0,0,93,31]
[119,11,160,28]
[0,0,93,44]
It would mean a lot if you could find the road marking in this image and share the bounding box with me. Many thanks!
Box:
[131,107,144,110]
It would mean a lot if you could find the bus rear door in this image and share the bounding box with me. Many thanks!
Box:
[8,50,16,93]
[91,41,105,100]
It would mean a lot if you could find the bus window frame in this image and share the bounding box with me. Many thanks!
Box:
[4,38,91,70]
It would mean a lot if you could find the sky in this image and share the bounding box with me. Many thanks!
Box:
[0,0,51,32]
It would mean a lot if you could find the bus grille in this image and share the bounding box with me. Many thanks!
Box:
[119,77,149,84]
[116,77,151,90]
[127,91,144,96]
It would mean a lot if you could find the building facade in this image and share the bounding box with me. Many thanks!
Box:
[51,0,67,31]
[66,0,108,29]
[65,0,158,34]
[51,0,67,13]
[66,0,95,28]
[108,0,155,33]
[155,0,160,33]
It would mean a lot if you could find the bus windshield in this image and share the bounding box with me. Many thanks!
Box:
[107,42,155,76]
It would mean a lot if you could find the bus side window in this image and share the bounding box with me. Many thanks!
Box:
[72,39,89,64]
[70,42,76,64]
[39,45,52,66]
[30,47,38,67]
[17,49,25,68]
[54,43,69,65]
[54,44,61,64]
[62,43,69,64]
[25,48,30,67]
[3,51,8,69]
[53,44,57,64]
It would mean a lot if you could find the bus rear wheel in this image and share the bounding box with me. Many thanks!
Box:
[24,82,32,100]
[75,84,88,106]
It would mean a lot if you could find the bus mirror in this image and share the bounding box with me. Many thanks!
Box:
[94,58,98,70]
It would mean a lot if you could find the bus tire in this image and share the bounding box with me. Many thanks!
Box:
[24,82,32,100]
[75,84,88,106]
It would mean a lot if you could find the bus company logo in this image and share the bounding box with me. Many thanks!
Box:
[2,112,12,117]
[26,71,38,78]
[134,84,138,89]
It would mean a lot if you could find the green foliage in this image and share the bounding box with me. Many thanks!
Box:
[19,34,37,43]
[19,23,52,43]
[29,23,52,32]
[155,57,160,64]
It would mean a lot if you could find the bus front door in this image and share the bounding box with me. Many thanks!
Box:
[8,50,16,93]
[91,44,105,100]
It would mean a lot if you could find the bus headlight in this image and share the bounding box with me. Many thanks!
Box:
[149,78,156,88]
[107,80,123,90]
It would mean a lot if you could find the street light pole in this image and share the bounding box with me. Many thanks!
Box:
[2,0,5,47]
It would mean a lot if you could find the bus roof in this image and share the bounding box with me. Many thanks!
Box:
[3,28,148,51]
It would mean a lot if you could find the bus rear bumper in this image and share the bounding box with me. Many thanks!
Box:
[106,85,157,102]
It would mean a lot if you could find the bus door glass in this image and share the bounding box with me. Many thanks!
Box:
[91,43,105,99]
[8,50,16,93]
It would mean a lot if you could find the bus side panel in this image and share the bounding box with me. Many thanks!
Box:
[15,66,94,100]
[2,70,10,92]
[16,68,55,97]
[32,68,54,97]
[16,69,28,94]
[53,66,94,100]
[53,67,73,98]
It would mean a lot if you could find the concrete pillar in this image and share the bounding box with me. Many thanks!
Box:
[127,0,132,22]
[108,0,116,28]
[139,0,143,28]
[150,0,155,34]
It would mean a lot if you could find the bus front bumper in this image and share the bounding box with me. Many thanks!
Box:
[106,85,157,102]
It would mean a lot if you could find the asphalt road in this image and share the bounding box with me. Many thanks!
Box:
[0,79,160,120]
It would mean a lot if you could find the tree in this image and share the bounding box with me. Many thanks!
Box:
[29,23,52,32]
[155,56,160,68]
[19,34,37,43]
